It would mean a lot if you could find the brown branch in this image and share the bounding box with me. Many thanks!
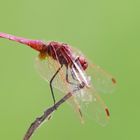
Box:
[23,92,73,140]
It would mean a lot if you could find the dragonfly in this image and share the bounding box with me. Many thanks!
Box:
[0,32,116,126]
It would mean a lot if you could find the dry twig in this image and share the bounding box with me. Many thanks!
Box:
[23,92,73,140]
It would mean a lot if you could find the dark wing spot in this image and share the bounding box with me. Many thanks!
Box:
[112,78,116,84]
[78,108,83,118]
[105,108,110,117]
[48,115,52,120]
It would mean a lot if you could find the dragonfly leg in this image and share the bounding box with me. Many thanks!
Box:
[66,67,77,85]
[71,70,79,82]
[66,67,85,90]
[50,65,63,107]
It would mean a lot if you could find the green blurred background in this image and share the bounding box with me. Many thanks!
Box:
[0,0,139,139]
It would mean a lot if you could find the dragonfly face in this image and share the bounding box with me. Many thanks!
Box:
[75,56,88,70]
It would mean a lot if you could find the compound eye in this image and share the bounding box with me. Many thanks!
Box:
[83,61,88,70]
[78,56,88,70]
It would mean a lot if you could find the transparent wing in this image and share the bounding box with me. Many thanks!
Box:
[71,47,117,94]
[35,56,71,94]
[86,63,116,94]
[74,87,110,126]
[70,52,115,125]
[71,63,110,126]
[35,56,83,122]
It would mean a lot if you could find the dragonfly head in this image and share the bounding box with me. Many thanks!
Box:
[76,56,88,70]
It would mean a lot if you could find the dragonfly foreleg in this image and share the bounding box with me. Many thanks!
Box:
[66,67,85,91]
[71,70,79,82]
[50,64,63,106]
[66,67,77,85]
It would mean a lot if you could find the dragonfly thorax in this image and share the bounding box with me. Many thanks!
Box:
[39,41,74,67]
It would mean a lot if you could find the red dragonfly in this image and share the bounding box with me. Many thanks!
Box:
[0,32,116,126]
